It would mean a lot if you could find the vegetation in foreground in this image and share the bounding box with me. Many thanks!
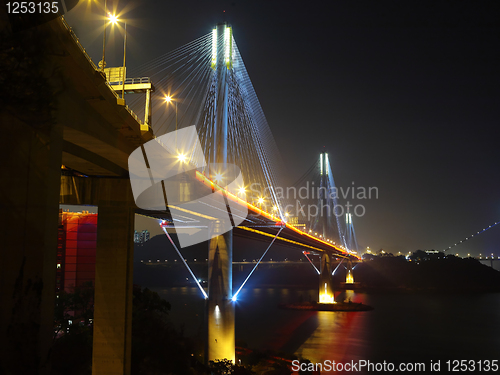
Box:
[50,284,301,374]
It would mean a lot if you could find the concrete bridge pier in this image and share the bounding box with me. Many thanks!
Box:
[0,113,63,375]
[92,178,135,375]
[207,222,235,363]
[319,252,335,304]
[346,260,354,284]
[60,175,136,375]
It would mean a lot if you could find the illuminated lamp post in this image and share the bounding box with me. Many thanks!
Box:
[164,95,178,131]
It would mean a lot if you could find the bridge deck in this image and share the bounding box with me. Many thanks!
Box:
[139,171,360,259]
[51,16,154,177]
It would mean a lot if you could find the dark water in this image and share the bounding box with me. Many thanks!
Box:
[151,286,500,372]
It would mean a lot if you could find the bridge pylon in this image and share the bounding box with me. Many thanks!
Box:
[319,152,328,239]
[206,22,235,364]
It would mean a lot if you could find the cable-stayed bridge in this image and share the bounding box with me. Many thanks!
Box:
[121,23,361,363]
[1,15,359,375]
[5,11,499,375]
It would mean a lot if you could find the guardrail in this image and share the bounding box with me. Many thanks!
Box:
[108,77,152,86]
[59,16,152,133]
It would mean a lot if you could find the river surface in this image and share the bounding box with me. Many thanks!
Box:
[150,286,500,373]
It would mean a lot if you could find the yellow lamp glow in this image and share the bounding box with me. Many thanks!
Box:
[319,282,335,304]
[213,173,223,183]
[108,13,118,24]
[346,269,354,284]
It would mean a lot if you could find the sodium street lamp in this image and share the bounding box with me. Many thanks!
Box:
[122,22,126,99]
[107,14,127,99]
[164,95,178,131]
[101,0,108,72]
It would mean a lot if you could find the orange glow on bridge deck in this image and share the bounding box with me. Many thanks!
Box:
[195,171,361,260]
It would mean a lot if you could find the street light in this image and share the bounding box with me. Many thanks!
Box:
[164,95,178,131]
[101,0,108,72]
[213,172,223,183]
[109,13,118,24]
[107,13,127,100]
[177,153,187,163]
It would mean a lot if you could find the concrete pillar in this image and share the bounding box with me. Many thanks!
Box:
[144,88,152,127]
[207,223,235,363]
[0,112,63,374]
[319,252,335,304]
[92,178,135,375]
[346,261,354,284]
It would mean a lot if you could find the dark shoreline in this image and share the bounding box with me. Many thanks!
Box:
[134,255,500,294]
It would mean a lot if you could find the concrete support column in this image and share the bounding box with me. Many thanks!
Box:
[0,113,63,374]
[207,223,235,363]
[319,252,335,304]
[92,178,135,375]
[144,88,152,127]
[346,261,354,284]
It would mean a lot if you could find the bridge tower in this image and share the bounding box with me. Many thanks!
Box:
[345,212,354,282]
[317,152,336,303]
[319,152,328,239]
[206,23,235,364]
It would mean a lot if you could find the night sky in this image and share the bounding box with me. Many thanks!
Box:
[64,1,500,256]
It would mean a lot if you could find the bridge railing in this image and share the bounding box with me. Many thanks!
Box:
[59,16,151,132]
[108,77,152,86]
[60,16,102,76]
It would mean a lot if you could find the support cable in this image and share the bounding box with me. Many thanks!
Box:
[303,251,320,275]
[161,226,208,299]
[443,221,500,252]
[332,258,344,275]
[232,226,284,301]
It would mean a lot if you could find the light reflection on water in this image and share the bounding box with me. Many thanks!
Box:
[293,309,369,367]
[150,286,500,371]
